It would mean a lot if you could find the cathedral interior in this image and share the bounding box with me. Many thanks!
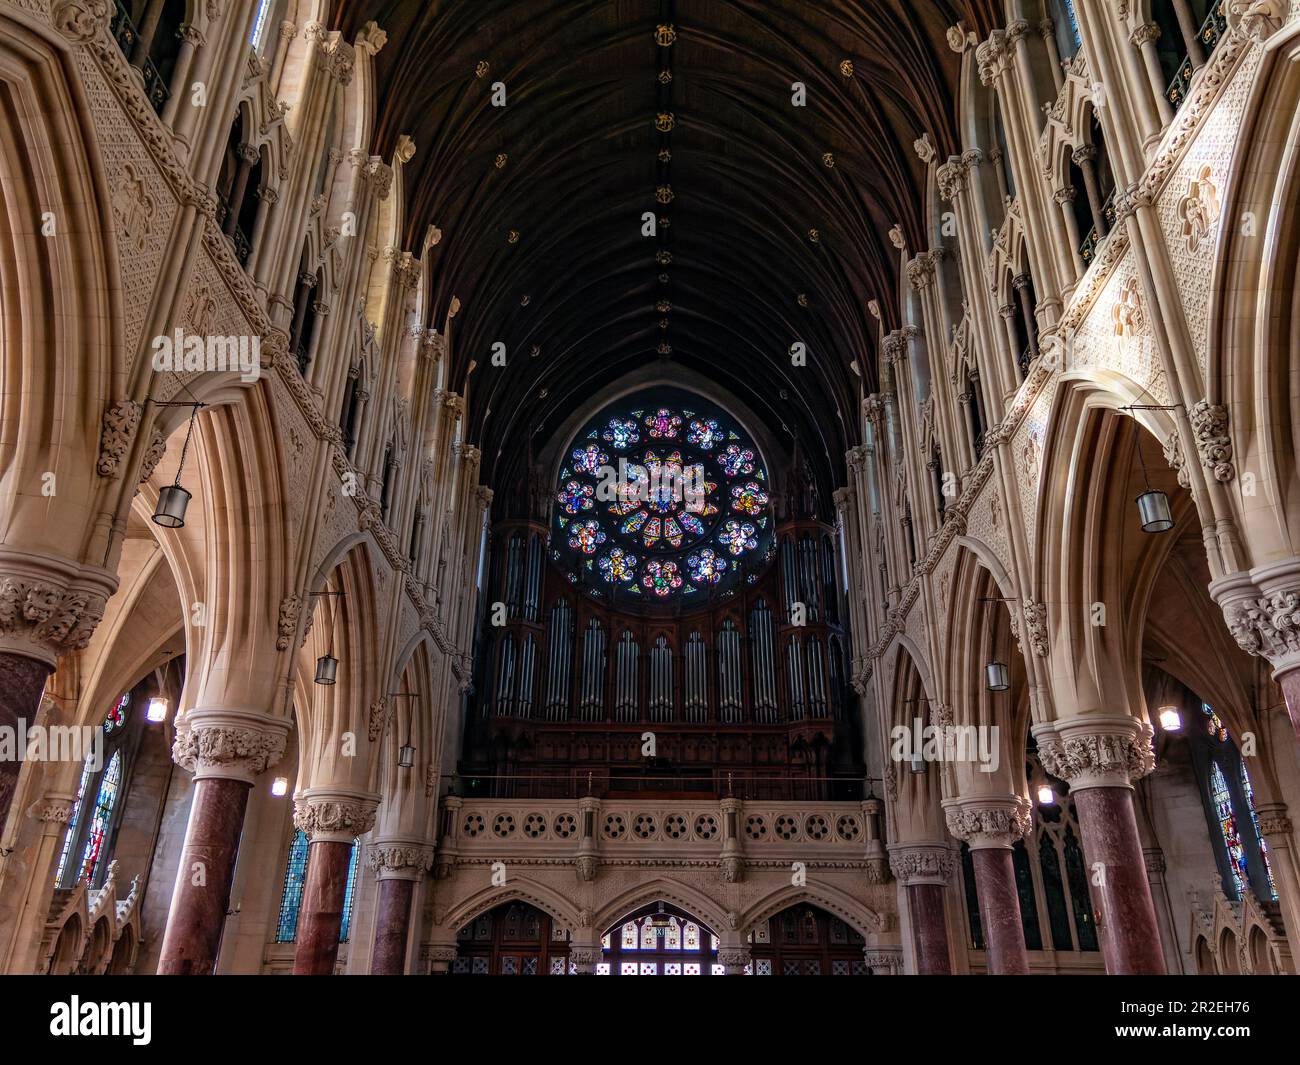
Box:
[1,0,1300,984]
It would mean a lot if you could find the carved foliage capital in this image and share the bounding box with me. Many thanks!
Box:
[1036,721,1155,790]
[294,794,379,841]
[173,718,288,783]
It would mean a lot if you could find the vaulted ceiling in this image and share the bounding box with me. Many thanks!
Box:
[335,0,998,507]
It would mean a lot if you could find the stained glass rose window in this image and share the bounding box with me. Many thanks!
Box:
[553,391,774,604]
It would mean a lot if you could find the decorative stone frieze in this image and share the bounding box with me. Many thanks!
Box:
[172,708,290,784]
[1032,717,1155,791]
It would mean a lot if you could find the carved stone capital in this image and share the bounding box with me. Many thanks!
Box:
[864,949,904,974]
[1032,716,1155,790]
[0,549,117,665]
[294,788,380,842]
[943,795,1032,850]
[172,708,290,784]
[28,794,77,825]
[887,843,954,886]
[1130,22,1162,47]
[367,839,435,880]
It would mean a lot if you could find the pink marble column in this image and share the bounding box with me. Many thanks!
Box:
[157,778,251,974]
[971,848,1030,974]
[371,877,414,976]
[907,883,952,974]
[292,839,352,975]
[1277,670,1300,741]
[0,653,51,827]
[1073,786,1166,974]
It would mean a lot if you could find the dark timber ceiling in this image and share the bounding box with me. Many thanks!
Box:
[335,0,997,504]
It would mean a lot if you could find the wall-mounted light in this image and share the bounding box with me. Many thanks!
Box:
[271,776,289,797]
[146,696,169,723]
[398,744,416,768]
[985,660,1010,692]
[1158,705,1182,731]
[1036,784,1056,806]
[151,402,203,529]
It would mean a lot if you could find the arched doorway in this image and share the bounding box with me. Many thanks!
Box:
[598,902,721,976]
[451,902,572,975]
[749,903,870,975]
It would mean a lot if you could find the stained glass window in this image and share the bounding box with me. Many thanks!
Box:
[275,832,361,943]
[76,750,122,884]
[274,830,310,942]
[553,391,773,604]
[1239,762,1279,901]
[339,839,361,943]
[250,0,275,49]
[103,693,129,734]
[53,763,93,886]
[1210,762,1248,897]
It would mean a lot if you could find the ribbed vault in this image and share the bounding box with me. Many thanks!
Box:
[335,0,998,502]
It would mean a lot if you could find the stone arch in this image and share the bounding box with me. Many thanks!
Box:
[439,877,583,936]
[942,541,1029,792]
[46,913,83,976]
[295,539,384,794]
[374,636,440,840]
[592,877,730,938]
[740,880,885,941]
[1194,933,1214,974]
[1208,30,1300,563]
[1032,375,1184,721]
[138,380,293,723]
[0,10,125,633]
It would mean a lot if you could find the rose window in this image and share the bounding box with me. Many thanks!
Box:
[553,392,774,605]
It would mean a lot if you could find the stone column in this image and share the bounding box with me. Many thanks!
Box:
[0,556,114,828]
[1034,717,1165,974]
[943,796,1033,974]
[718,932,751,975]
[1131,23,1175,127]
[1054,186,1085,277]
[888,844,954,974]
[223,145,259,239]
[291,791,378,975]
[368,841,433,975]
[1172,0,1207,68]
[157,709,290,974]
[569,943,600,975]
[1072,145,1107,238]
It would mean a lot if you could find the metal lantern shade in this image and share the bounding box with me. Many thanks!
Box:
[152,483,192,528]
[398,744,416,768]
[1136,488,1173,533]
[314,653,339,685]
[985,660,1010,691]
